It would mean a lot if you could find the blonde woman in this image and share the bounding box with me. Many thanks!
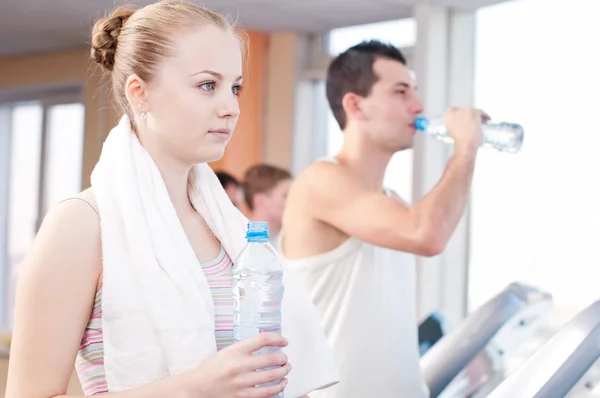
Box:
[6,1,338,397]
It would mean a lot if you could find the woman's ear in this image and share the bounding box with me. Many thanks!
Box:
[125,74,149,119]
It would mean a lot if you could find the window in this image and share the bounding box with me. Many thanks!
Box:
[0,94,85,328]
[4,104,43,327]
[43,103,85,214]
[468,0,600,368]
[327,18,416,55]
[324,17,416,201]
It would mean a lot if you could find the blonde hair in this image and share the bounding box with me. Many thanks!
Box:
[91,0,246,122]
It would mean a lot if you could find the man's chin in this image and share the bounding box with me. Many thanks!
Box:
[395,138,414,152]
[395,145,413,153]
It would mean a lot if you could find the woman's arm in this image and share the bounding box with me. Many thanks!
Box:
[5,199,291,398]
[5,200,193,398]
[6,200,105,397]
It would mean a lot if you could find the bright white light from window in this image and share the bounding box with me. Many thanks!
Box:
[328,18,416,55]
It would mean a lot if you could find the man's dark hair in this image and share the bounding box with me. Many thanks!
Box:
[326,40,406,130]
[215,171,240,189]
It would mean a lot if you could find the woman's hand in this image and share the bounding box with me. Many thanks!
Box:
[188,332,291,398]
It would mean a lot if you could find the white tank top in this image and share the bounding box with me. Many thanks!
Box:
[281,209,429,398]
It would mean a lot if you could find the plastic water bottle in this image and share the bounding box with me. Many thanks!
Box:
[232,221,284,397]
[414,116,524,154]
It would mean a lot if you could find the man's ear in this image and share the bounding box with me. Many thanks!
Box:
[125,74,149,119]
[341,92,366,122]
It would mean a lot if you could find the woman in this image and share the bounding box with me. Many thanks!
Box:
[5,1,338,397]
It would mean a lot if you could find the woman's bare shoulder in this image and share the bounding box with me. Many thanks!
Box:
[20,191,103,289]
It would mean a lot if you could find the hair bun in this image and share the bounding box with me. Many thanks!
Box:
[91,7,136,71]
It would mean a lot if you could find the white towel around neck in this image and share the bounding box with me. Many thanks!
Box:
[90,115,338,396]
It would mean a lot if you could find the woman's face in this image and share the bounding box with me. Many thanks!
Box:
[137,24,243,167]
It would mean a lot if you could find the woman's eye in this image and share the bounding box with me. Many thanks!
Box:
[199,82,215,91]
[232,85,243,96]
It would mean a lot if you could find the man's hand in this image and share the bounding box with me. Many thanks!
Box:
[445,107,487,152]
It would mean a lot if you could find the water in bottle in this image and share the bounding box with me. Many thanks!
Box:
[232,221,284,397]
[414,116,524,154]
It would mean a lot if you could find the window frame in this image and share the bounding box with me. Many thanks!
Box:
[0,85,84,329]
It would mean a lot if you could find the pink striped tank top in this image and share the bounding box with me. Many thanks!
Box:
[71,193,235,395]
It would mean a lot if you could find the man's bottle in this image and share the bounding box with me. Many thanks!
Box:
[415,116,525,153]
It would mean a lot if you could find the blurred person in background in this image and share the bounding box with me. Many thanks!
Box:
[216,170,244,209]
[5,1,337,397]
[243,163,292,243]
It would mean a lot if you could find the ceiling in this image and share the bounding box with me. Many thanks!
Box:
[0,0,511,57]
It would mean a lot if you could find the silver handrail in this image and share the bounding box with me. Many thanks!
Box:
[488,299,600,398]
[421,282,552,397]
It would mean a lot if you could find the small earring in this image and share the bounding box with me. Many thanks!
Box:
[138,104,147,120]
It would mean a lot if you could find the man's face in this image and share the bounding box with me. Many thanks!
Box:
[257,179,292,225]
[224,183,243,209]
[355,58,424,152]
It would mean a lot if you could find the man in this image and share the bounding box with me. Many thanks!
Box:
[242,163,292,242]
[215,171,244,209]
[279,40,485,397]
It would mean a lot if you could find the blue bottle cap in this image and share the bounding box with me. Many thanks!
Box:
[247,221,269,240]
[414,117,429,131]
